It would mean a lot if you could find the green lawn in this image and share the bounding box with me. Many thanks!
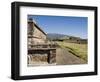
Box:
[57,42,88,61]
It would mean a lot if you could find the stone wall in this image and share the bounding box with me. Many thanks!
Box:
[33,25,46,41]
[28,21,46,45]
[28,49,56,65]
[27,19,56,66]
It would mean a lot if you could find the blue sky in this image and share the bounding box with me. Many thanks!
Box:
[28,15,88,39]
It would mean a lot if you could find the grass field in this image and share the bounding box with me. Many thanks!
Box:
[57,42,88,61]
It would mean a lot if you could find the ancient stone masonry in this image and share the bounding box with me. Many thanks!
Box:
[27,18,56,66]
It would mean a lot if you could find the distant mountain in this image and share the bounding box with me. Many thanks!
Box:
[47,33,81,40]
[47,33,69,40]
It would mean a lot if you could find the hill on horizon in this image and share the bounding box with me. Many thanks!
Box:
[47,33,83,40]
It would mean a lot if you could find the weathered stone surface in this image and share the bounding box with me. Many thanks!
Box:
[27,19,56,65]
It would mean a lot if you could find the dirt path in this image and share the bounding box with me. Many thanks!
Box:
[56,48,86,65]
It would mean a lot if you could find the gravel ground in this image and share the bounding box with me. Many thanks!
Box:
[56,48,87,65]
